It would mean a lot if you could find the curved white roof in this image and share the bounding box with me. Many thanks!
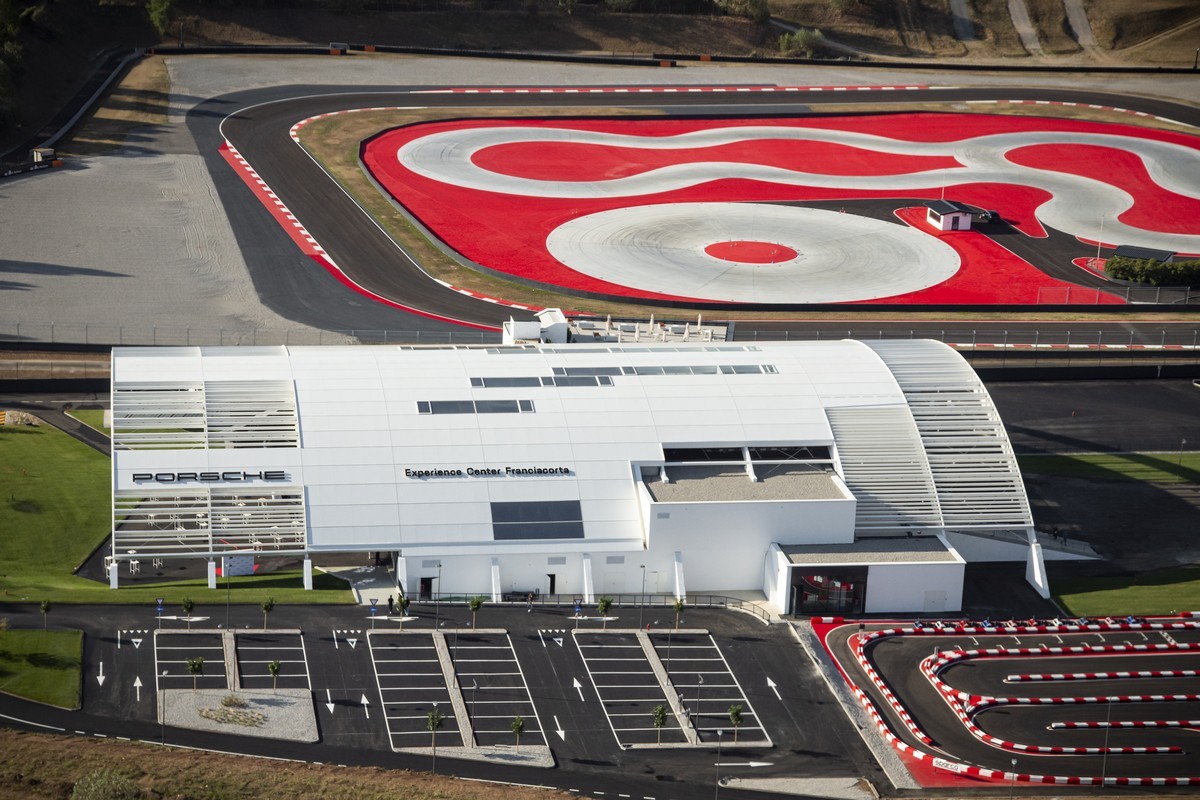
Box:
[110,340,1031,558]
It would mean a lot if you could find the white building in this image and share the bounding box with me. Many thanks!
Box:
[925,200,974,232]
[108,340,1045,614]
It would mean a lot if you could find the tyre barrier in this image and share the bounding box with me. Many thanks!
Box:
[844,619,1200,784]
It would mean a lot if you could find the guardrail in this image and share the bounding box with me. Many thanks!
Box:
[416,592,773,624]
[0,322,502,346]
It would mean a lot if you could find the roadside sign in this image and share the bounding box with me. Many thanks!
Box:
[155,597,164,614]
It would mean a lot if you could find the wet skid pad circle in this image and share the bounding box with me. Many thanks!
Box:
[545,202,961,304]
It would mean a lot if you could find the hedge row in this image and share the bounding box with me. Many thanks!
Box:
[1105,255,1200,287]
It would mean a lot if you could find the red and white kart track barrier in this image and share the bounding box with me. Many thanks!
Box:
[838,617,1200,786]
[1008,669,1199,683]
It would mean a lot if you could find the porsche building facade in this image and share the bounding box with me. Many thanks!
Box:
[108,340,1046,614]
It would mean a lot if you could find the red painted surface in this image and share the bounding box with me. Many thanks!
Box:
[362,113,1195,305]
[703,241,797,263]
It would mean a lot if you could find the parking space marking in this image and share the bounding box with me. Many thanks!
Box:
[236,633,311,691]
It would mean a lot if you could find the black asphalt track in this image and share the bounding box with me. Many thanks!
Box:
[826,623,1200,784]
[209,83,1200,335]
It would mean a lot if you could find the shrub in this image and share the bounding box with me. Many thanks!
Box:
[220,693,248,708]
[1105,256,1200,287]
[779,28,823,56]
[70,770,140,800]
[146,0,172,36]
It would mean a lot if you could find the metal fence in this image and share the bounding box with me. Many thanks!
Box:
[1035,286,1195,305]
[739,328,1200,349]
[0,322,503,347]
[416,592,773,624]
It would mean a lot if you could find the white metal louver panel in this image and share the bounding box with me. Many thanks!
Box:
[111,382,207,450]
[826,405,942,532]
[203,380,299,448]
[864,340,1033,529]
[113,488,306,557]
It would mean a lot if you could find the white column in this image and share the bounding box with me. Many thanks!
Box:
[581,553,594,604]
[207,559,217,589]
[1024,533,1051,599]
[673,550,686,600]
[490,557,501,603]
[303,557,313,590]
[109,561,119,589]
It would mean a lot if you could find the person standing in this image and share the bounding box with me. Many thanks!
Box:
[387,595,395,615]
[526,592,534,613]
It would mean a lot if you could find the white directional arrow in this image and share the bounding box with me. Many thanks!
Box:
[717,761,774,768]
[553,637,564,647]
[766,677,781,701]
[96,661,106,687]
[572,677,585,702]
[360,694,371,719]
[131,638,143,649]
[325,689,335,715]
[554,715,566,741]
[347,638,358,649]
[133,676,142,702]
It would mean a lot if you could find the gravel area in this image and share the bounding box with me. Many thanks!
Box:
[161,688,318,742]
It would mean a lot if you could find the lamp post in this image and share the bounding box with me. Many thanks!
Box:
[1179,437,1188,467]
[638,564,646,629]
[1009,758,1017,799]
[694,674,705,730]
[471,678,479,722]
[1194,47,1199,71]
[1100,698,1113,786]
[715,729,724,799]
[160,669,168,744]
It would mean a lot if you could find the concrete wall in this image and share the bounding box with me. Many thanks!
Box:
[865,562,965,613]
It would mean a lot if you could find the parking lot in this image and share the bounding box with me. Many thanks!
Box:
[236,632,310,691]
[155,631,227,692]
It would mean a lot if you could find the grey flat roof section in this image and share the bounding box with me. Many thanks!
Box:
[782,536,957,565]
[644,464,845,502]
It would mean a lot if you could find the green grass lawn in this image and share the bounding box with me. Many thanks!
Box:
[1053,565,1200,617]
[0,425,352,604]
[67,408,109,434]
[0,629,83,709]
[1018,451,1200,483]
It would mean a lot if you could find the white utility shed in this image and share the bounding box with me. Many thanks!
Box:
[108,340,1043,613]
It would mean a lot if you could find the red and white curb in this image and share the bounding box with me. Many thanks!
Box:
[413,84,931,95]
[965,99,1194,128]
[841,619,1200,785]
[219,140,501,330]
[1008,669,1199,683]
[1052,720,1200,730]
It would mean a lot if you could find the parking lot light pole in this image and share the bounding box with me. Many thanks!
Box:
[1009,758,1017,799]
[471,679,479,721]
[160,669,168,744]
[694,674,705,730]
[715,729,724,799]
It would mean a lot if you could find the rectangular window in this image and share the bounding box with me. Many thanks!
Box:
[663,446,745,462]
[597,376,613,386]
[749,445,832,461]
[605,555,625,565]
[475,400,520,414]
[518,400,535,413]
[474,377,541,388]
[492,500,584,540]
[563,367,622,376]
[548,556,567,565]
[416,401,432,414]
[470,377,484,387]
[427,400,477,415]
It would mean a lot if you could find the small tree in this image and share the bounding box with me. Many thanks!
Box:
[186,656,204,691]
[672,597,685,630]
[728,703,744,742]
[652,703,668,745]
[261,597,275,630]
[181,597,195,630]
[511,714,525,751]
[146,0,173,36]
[268,659,281,692]
[40,599,50,630]
[468,595,485,629]
[597,596,613,630]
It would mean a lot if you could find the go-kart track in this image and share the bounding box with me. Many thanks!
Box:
[215,85,1200,324]
[818,617,1200,790]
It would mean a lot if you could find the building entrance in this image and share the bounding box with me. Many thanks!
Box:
[792,568,867,615]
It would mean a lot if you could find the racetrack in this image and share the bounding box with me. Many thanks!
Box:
[216,82,1200,326]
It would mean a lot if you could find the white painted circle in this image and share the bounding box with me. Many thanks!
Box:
[545,203,961,303]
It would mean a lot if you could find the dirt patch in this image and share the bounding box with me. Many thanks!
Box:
[1085,0,1200,54]
[0,727,578,800]
[969,0,1030,57]
[63,57,170,156]
[1025,0,1083,55]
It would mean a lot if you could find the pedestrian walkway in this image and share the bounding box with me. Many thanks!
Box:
[321,564,397,605]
